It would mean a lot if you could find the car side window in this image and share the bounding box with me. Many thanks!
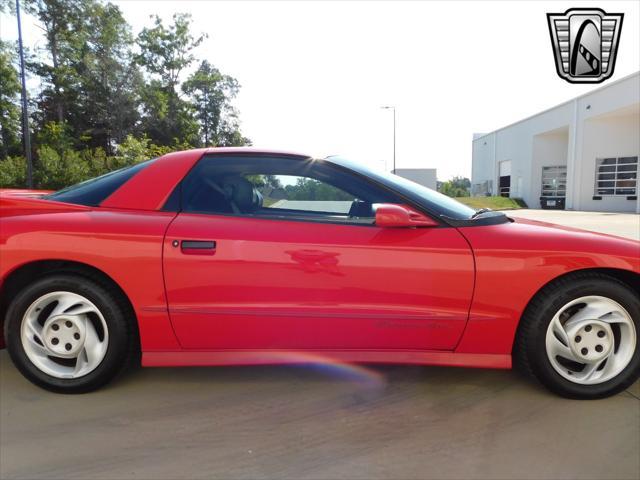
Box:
[247,174,358,215]
[179,155,401,224]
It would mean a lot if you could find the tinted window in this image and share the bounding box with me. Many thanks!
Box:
[327,157,476,220]
[179,155,401,224]
[45,159,155,206]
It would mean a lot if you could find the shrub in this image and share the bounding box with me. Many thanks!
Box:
[0,155,27,188]
[0,135,191,191]
[34,146,91,190]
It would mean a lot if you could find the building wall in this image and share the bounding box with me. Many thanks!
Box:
[472,103,573,206]
[570,73,640,213]
[472,72,640,213]
[393,168,437,190]
[471,134,495,195]
[531,128,569,203]
[577,111,640,212]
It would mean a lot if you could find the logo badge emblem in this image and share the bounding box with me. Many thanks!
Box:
[547,8,623,84]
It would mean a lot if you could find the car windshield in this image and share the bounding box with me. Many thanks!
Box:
[327,157,476,220]
[44,159,156,207]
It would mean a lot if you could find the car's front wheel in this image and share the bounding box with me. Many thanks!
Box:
[516,273,640,399]
[5,274,137,393]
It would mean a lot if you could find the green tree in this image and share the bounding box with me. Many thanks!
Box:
[34,145,90,189]
[0,40,22,159]
[113,134,177,167]
[439,176,471,198]
[246,174,282,189]
[285,178,353,201]
[0,0,15,14]
[135,13,204,146]
[0,2,251,189]
[25,0,86,128]
[25,0,140,153]
[73,1,141,153]
[0,156,27,188]
[182,60,249,146]
[135,13,204,88]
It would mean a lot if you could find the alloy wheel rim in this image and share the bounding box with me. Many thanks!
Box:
[545,295,636,385]
[21,291,109,379]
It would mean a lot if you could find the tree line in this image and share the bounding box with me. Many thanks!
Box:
[438,176,470,197]
[0,0,249,189]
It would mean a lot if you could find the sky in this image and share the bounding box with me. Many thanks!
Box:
[1,0,639,180]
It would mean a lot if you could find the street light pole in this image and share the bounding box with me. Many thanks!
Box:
[381,106,396,173]
[16,0,33,188]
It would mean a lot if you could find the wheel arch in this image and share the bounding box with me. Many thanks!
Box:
[0,259,139,350]
[512,267,640,355]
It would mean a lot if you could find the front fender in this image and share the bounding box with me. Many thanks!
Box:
[455,219,640,355]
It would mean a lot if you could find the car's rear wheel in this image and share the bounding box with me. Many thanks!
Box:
[5,274,136,393]
[516,273,640,399]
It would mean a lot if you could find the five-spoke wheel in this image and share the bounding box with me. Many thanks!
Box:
[5,274,136,393]
[21,291,109,379]
[545,296,636,385]
[517,273,640,399]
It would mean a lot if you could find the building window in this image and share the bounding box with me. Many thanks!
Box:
[595,157,638,196]
[542,166,567,197]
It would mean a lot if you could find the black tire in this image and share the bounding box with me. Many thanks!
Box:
[4,274,137,393]
[515,272,640,399]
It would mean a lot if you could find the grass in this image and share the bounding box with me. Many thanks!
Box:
[455,196,526,210]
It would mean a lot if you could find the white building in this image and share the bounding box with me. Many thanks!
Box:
[472,72,639,213]
[393,168,437,190]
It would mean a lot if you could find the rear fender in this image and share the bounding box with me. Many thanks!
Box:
[0,195,90,217]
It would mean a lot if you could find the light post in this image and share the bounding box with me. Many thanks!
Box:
[16,0,33,188]
[381,106,396,173]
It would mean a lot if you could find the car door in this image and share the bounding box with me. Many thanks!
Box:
[162,153,475,351]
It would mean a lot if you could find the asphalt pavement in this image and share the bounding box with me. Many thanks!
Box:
[1,210,639,480]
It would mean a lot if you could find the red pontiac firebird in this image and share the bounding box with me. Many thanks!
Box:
[1,148,639,398]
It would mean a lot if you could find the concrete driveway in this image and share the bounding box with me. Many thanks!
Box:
[1,210,639,480]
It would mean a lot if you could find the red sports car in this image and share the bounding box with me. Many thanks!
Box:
[1,148,638,398]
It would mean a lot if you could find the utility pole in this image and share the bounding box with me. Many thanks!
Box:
[381,106,396,173]
[16,0,33,188]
